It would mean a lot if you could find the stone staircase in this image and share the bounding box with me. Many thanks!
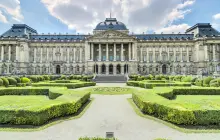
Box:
[94,75,127,83]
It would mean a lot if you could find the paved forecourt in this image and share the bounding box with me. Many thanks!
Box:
[1,88,220,140]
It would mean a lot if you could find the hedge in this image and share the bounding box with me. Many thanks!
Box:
[79,137,116,140]
[1,77,9,87]
[0,78,3,86]
[7,77,17,86]
[133,87,220,125]
[0,88,90,125]
[127,81,191,89]
[32,82,96,89]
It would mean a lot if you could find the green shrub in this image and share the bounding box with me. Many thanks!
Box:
[12,76,21,83]
[195,79,203,86]
[203,76,213,87]
[0,79,3,86]
[129,75,138,81]
[21,77,31,84]
[43,75,50,80]
[60,75,67,80]
[16,83,26,87]
[1,77,9,87]
[29,76,38,83]
[181,76,192,82]
[7,77,17,85]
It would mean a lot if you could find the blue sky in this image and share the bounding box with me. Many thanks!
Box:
[0,0,220,34]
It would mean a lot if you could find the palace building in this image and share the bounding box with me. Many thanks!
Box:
[0,17,220,75]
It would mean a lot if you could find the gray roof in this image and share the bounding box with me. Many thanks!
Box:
[30,34,88,41]
[133,34,194,40]
[94,18,127,30]
[1,24,37,38]
[186,23,220,37]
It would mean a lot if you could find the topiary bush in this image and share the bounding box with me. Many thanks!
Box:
[29,76,38,83]
[12,76,21,83]
[21,77,31,84]
[203,76,213,87]
[43,75,50,80]
[1,77,9,87]
[7,77,17,86]
[181,76,192,82]
[0,78,3,86]
[195,79,203,86]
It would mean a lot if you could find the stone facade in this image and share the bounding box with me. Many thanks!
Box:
[0,18,220,75]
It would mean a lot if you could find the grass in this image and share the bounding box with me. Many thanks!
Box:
[84,87,137,95]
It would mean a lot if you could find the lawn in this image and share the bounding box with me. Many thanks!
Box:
[84,87,137,95]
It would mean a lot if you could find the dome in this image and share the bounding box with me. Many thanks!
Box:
[94,18,127,30]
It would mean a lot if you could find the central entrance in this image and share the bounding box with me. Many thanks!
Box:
[109,64,113,74]
[56,65,61,74]
[162,65,167,74]
[117,64,121,74]
[102,64,106,74]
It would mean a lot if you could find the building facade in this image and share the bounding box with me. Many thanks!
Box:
[0,17,220,75]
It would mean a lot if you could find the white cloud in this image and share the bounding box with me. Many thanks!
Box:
[213,13,220,20]
[0,0,23,22]
[212,13,220,30]
[41,0,195,33]
[0,10,8,23]
[155,24,190,34]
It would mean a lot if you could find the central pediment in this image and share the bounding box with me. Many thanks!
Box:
[88,30,135,40]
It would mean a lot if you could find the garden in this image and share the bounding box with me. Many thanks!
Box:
[0,75,96,127]
[128,74,220,130]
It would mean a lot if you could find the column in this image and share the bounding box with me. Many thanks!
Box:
[80,47,82,62]
[8,45,11,61]
[146,47,149,62]
[128,43,131,61]
[1,46,4,61]
[106,65,109,75]
[40,47,43,63]
[67,47,70,63]
[114,43,116,61]
[73,47,76,62]
[60,47,63,61]
[99,44,101,61]
[213,45,216,61]
[121,65,124,74]
[180,46,183,62]
[46,47,49,62]
[153,47,156,63]
[91,43,94,61]
[34,47,36,62]
[174,47,176,62]
[159,46,162,61]
[106,43,109,61]
[167,46,170,61]
[140,47,143,62]
[186,46,189,62]
[121,43,124,61]
[132,43,135,60]
[16,46,19,61]
[53,47,56,61]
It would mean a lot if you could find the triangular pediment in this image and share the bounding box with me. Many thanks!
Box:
[88,30,134,40]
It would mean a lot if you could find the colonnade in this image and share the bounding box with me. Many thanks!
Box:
[0,45,19,62]
[90,43,134,61]
[33,46,83,63]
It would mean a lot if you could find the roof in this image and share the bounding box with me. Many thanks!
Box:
[30,34,89,41]
[1,24,37,38]
[133,34,194,40]
[186,23,220,37]
[94,18,127,30]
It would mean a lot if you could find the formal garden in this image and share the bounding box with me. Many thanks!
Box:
[1,74,220,139]
[127,74,220,130]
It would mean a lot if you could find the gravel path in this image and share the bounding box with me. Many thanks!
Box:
[1,94,220,140]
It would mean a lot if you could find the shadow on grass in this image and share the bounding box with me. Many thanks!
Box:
[127,98,220,133]
[0,99,93,132]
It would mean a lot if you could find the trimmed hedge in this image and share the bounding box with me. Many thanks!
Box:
[79,137,116,140]
[133,87,220,125]
[1,77,9,87]
[32,82,96,89]
[7,77,17,86]
[127,81,191,89]
[0,88,90,125]
[0,79,3,86]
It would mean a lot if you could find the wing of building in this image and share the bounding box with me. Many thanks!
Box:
[0,18,220,75]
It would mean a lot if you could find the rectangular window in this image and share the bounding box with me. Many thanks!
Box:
[109,56,113,61]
